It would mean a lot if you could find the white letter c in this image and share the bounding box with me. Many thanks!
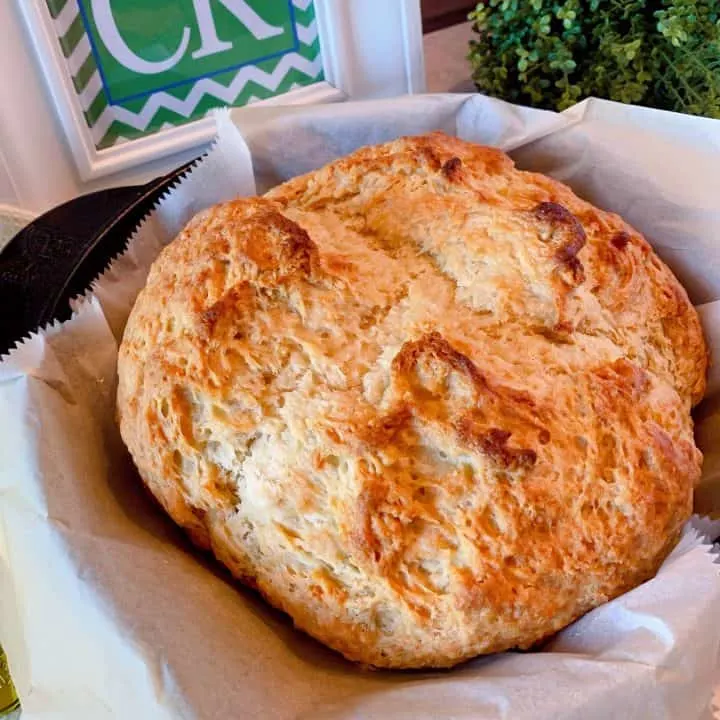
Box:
[91,0,191,75]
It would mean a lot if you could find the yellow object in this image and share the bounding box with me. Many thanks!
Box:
[0,647,19,716]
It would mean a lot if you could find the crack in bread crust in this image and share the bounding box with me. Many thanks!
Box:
[117,133,706,669]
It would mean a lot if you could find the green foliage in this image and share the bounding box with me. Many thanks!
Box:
[467,0,720,117]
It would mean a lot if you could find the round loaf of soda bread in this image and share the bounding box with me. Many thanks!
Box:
[117,133,706,668]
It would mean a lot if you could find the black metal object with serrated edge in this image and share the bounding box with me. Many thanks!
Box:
[0,160,198,356]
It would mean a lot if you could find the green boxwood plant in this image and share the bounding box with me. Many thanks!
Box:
[468,0,720,118]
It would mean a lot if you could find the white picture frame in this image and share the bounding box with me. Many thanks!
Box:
[19,0,425,182]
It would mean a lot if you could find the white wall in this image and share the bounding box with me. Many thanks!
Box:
[0,1,80,213]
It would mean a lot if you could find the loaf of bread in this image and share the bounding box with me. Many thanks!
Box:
[117,133,706,668]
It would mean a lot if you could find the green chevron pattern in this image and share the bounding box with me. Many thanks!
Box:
[46,0,324,150]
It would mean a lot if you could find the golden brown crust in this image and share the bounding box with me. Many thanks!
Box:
[117,133,706,669]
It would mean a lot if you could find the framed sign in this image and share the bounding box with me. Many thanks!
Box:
[20,0,425,181]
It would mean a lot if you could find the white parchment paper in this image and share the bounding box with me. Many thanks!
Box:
[1,96,720,720]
